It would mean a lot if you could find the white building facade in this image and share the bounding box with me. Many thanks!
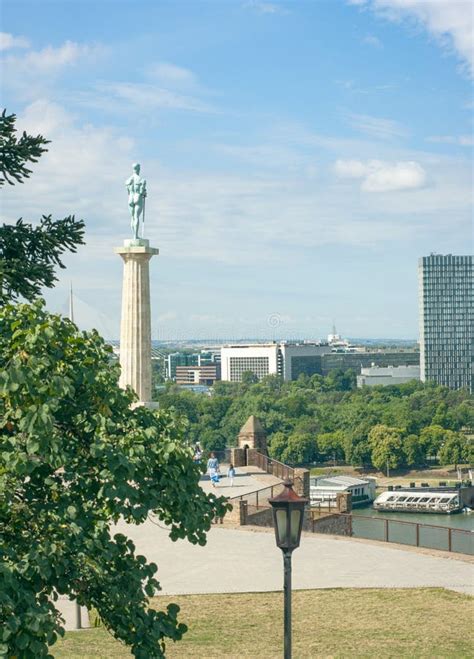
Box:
[220,342,330,382]
[357,364,421,387]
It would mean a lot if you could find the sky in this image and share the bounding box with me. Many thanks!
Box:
[1,0,473,341]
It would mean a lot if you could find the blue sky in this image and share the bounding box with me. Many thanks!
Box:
[1,0,473,340]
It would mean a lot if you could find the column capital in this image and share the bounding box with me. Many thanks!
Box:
[114,240,159,257]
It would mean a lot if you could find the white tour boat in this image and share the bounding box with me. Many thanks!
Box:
[373,488,462,514]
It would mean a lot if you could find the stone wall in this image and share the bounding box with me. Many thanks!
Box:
[239,505,352,538]
[246,448,259,467]
[294,468,310,498]
[246,506,274,527]
[336,491,352,513]
[224,500,248,525]
[229,447,246,468]
[304,512,352,536]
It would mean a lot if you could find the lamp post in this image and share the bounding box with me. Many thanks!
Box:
[269,480,308,659]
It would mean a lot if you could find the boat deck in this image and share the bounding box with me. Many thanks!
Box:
[374,489,461,514]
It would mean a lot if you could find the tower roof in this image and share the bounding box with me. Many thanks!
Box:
[239,415,266,436]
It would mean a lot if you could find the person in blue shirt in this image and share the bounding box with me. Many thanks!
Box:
[207,452,220,487]
[227,463,236,487]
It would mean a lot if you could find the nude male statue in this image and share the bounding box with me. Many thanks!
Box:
[125,163,147,239]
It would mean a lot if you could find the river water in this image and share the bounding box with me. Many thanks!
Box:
[354,504,474,531]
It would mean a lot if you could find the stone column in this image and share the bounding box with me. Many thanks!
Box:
[115,239,159,404]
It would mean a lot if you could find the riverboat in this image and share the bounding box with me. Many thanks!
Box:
[373,488,462,514]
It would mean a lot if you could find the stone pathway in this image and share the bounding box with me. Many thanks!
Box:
[57,465,473,629]
[199,465,282,499]
[115,519,474,597]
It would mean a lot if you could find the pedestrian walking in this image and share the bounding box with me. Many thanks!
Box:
[227,463,236,488]
[207,452,220,487]
[193,442,202,464]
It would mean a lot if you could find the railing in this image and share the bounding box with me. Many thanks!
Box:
[348,514,473,556]
[228,482,285,510]
[253,452,295,482]
[310,500,339,513]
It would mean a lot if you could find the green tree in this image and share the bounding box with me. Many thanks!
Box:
[439,431,468,470]
[369,424,404,474]
[0,110,85,304]
[0,108,49,186]
[0,111,227,656]
[281,432,317,465]
[241,370,259,385]
[342,420,373,467]
[268,431,287,462]
[0,302,228,658]
[420,425,447,460]
[325,368,356,391]
[317,430,345,462]
[432,402,450,428]
[403,434,425,467]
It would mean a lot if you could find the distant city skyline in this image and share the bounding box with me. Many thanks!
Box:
[1,1,472,339]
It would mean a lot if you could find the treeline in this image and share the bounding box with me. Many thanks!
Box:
[154,370,474,471]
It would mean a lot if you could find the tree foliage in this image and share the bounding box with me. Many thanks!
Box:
[0,301,228,657]
[0,109,85,304]
[0,216,85,304]
[438,431,469,469]
[0,109,49,186]
[369,424,404,473]
[0,110,228,657]
[155,375,473,470]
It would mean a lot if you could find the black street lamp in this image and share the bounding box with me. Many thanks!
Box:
[269,480,308,659]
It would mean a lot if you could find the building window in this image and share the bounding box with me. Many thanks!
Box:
[229,357,270,382]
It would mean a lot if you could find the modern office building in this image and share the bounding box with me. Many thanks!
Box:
[166,349,221,380]
[166,352,199,380]
[321,349,419,376]
[418,254,473,392]
[198,349,221,367]
[357,364,420,388]
[175,364,220,386]
[220,342,330,382]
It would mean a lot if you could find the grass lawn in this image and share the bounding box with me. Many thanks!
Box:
[52,588,473,658]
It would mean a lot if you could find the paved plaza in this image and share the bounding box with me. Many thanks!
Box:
[58,465,473,629]
[115,518,474,597]
[198,465,281,498]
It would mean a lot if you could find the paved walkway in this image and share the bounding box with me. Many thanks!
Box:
[115,519,474,596]
[199,465,281,499]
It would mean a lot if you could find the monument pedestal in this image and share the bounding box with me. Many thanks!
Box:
[115,238,159,404]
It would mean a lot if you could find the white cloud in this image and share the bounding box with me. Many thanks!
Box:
[0,32,30,51]
[1,40,106,100]
[243,1,289,15]
[2,40,104,75]
[363,34,383,47]
[79,82,216,114]
[427,135,474,146]
[2,102,470,339]
[334,158,427,191]
[351,1,474,76]
[148,62,197,85]
[334,159,371,179]
[345,111,408,139]
[3,99,136,225]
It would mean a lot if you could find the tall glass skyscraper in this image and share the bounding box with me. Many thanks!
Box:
[418,254,473,392]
